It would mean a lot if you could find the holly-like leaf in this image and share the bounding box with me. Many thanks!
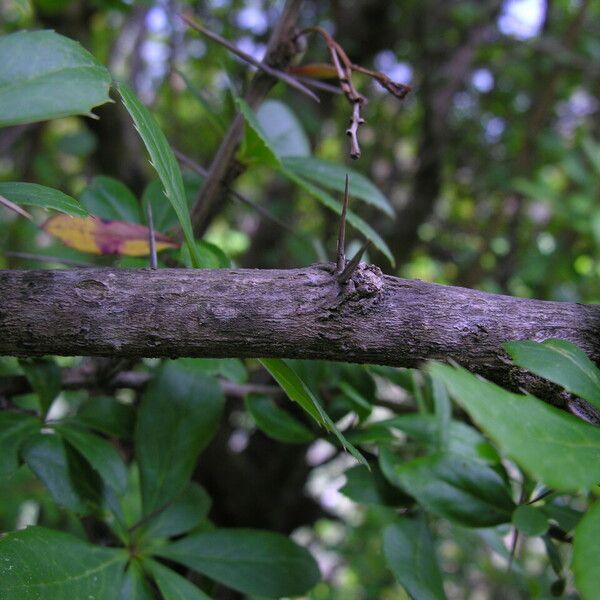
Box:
[42,214,178,256]
[0,182,87,216]
[155,528,320,598]
[0,30,112,127]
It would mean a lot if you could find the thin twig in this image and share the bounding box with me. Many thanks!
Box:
[180,13,319,103]
[3,251,92,267]
[335,174,349,274]
[337,239,371,283]
[0,195,34,221]
[146,203,158,269]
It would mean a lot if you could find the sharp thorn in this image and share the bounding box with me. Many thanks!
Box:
[335,174,349,274]
[337,239,371,283]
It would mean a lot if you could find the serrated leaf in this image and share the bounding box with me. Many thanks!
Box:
[430,362,600,491]
[504,339,600,411]
[42,214,178,256]
[245,394,314,444]
[380,449,515,527]
[144,558,212,600]
[573,501,600,599]
[118,82,201,267]
[0,412,40,477]
[136,362,224,515]
[383,516,447,600]
[259,358,367,466]
[80,176,142,223]
[0,30,112,127]
[0,182,87,216]
[283,156,394,216]
[155,528,320,598]
[0,527,127,599]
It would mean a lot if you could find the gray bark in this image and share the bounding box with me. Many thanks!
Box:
[1,264,599,414]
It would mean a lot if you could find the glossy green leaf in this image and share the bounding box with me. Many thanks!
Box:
[432,375,451,450]
[512,505,549,537]
[136,362,224,515]
[141,482,211,540]
[504,339,600,410]
[282,156,394,216]
[245,394,314,444]
[0,412,40,476]
[0,30,112,126]
[380,449,515,527]
[80,176,141,223]
[259,358,367,466]
[118,82,201,267]
[573,501,600,600]
[74,396,135,440]
[430,362,600,490]
[340,464,411,506]
[21,433,100,513]
[19,357,61,416]
[0,182,87,216]
[155,528,320,598]
[256,100,310,157]
[0,527,126,599]
[383,517,447,600]
[118,560,154,600]
[144,558,211,600]
[338,381,372,422]
[281,167,395,265]
[56,424,128,495]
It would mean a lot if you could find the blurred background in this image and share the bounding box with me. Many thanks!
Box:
[1,0,599,598]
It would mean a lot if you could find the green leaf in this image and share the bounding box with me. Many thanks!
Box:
[380,449,515,527]
[245,394,314,444]
[573,501,600,599]
[119,560,154,600]
[504,339,600,411]
[155,528,320,598]
[512,505,549,537]
[283,156,394,216]
[0,182,87,216]
[141,482,211,541]
[383,516,446,600]
[55,424,128,495]
[144,558,212,600]
[21,432,100,513]
[259,358,367,466]
[0,412,40,476]
[432,375,451,450]
[281,167,395,265]
[118,82,201,267]
[136,362,224,515]
[74,396,135,440]
[80,176,141,223]
[141,180,179,233]
[19,357,61,416]
[430,362,600,490]
[340,464,411,506]
[0,30,112,126]
[236,97,282,168]
[256,100,310,157]
[0,527,127,599]
[338,381,372,422]
[180,239,231,268]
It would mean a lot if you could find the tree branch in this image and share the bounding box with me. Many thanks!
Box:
[1,266,599,416]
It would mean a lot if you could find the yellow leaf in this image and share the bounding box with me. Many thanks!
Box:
[42,215,179,256]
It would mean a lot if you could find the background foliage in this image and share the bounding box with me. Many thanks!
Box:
[1,0,600,598]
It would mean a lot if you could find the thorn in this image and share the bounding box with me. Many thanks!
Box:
[146,203,158,270]
[335,174,349,274]
[337,239,371,283]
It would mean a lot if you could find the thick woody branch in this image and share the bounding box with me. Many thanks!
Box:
[1,267,599,417]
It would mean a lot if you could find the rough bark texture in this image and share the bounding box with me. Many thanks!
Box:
[1,265,599,413]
